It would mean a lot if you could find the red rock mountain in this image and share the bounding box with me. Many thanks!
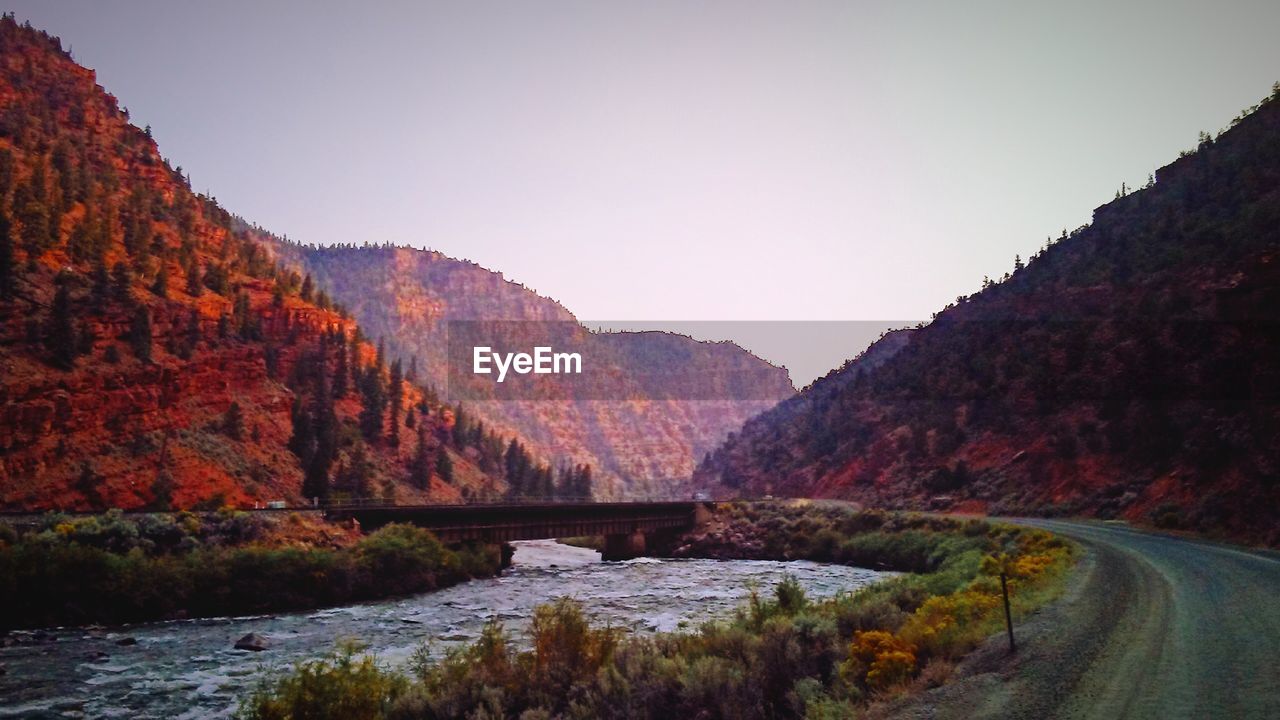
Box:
[267,243,796,497]
[0,17,792,507]
[698,87,1280,545]
[0,18,511,509]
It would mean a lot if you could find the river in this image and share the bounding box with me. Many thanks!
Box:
[0,540,890,719]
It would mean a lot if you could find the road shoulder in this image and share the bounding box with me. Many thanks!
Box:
[873,526,1139,720]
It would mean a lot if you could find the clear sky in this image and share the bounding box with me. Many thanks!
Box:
[8,1,1280,383]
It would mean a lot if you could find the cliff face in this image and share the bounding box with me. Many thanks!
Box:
[0,19,498,509]
[269,244,796,497]
[698,90,1280,545]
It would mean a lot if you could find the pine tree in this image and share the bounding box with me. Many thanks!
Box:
[76,320,96,357]
[300,274,313,302]
[233,291,258,339]
[291,380,330,504]
[76,461,103,507]
[223,401,244,440]
[436,450,454,484]
[359,366,386,443]
[129,305,152,361]
[411,424,433,489]
[308,353,338,498]
[452,404,470,447]
[387,359,403,446]
[112,261,133,301]
[333,334,349,398]
[91,258,110,303]
[67,212,91,264]
[186,309,201,354]
[15,165,51,258]
[46,284,75,369]
[151,262,169,297]
[288,395,315,465]
[0,205,13,299]
[185,256,202,296]
[572,465,593,500]
[336,442,375,498]
[504,439,529,499]
[149,466,174,511]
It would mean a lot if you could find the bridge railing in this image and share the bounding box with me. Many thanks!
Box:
[316,494,731,512]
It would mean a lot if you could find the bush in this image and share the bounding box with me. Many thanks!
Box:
[355,524,458,596]
[842,630,917,691]
[0,515,502,629]
[240,644,407,720]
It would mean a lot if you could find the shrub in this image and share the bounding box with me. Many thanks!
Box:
[239,644,407,720]
[355,524,458,596]
[842,630,917,691]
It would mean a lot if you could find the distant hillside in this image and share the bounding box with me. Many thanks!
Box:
[0,17,513,509]
[267,243,796,497]
[698,86,1280,545]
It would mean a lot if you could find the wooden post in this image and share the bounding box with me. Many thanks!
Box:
[1000,572,1016,653]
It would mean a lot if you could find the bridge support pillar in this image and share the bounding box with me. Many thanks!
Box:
[602,531,647,561]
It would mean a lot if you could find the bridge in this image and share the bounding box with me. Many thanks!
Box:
[324,500,715,560]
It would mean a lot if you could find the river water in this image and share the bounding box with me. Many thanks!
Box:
[0,541,889,719]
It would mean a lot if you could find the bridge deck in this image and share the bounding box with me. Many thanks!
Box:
[326,501,705,543]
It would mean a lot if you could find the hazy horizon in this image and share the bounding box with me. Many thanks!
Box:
[8,0,1280,384]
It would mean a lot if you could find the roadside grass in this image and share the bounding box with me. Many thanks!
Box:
[238,502,1076,719]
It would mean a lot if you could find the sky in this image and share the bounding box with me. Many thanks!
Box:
[8,1,1280,385]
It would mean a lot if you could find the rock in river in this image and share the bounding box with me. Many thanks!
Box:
[234,633,269,652]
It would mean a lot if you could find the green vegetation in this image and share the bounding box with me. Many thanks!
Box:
[0,512,503,630]
[239,503,1074,719]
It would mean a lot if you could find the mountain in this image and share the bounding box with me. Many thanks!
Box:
[267,243,796,497]
[697,87,1280,545]
[0,17,515,509]
[0,16,791,508]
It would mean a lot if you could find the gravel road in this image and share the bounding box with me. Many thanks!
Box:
[880,519,1280,720]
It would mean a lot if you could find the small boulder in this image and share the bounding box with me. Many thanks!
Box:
[115,637,137,647]
[234,633,269,652]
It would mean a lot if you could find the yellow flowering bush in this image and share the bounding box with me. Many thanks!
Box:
[843,630,917,691]
[899,589,1001,659]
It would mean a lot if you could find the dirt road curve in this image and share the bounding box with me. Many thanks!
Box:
[883,519,1280,720]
